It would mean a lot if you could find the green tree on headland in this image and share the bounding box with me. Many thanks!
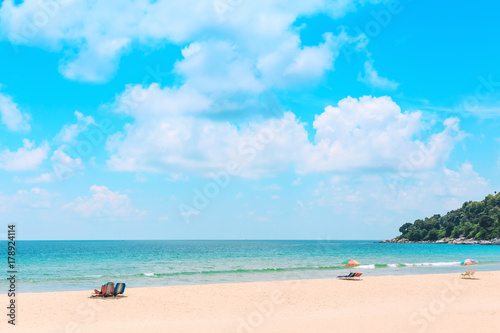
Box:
[397,193,500,241]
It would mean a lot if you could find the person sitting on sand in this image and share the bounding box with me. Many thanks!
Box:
[93,282,115,295]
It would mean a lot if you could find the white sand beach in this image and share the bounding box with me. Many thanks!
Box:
[2,271,499,333]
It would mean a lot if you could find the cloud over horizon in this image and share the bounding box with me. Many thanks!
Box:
[106,94,465,178]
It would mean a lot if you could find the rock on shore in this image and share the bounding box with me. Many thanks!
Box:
[381,237,500,245]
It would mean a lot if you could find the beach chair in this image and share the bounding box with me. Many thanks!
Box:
[104,282,115,296]
[92,282,114,297]
[460,269,472,278]
[469,269,476,278]
[338,272,359,280]
[353,272,363,279]
[91,284,106,297]
[337,272,356,279]
[113,283,126,297]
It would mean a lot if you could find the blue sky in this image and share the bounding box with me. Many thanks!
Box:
[0,0,499,240]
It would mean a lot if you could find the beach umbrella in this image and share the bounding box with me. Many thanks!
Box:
[342,259,360,271]
[460,259,478,266]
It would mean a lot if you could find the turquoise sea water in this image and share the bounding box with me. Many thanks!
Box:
[1,240,500,293]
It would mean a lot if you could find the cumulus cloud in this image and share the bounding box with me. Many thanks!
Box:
[56,111,96,143]
[358,60,399,90]
[59,37,130,82]
[257,31,360,88]
[0,90,30,132]
[300,96,463,173]
[175,41,263,94]
[22,146,84,183]
[0,0,381,82]
[63,185,146,218]
[50,147,84,180]
[0,139,49,171]
[0,187,57,211]
[117,27,363,117]
[116,84,212,117]
[24,173,56,184]
[106,94,465,178]
[312,162,490,226]
[106,108,308,177]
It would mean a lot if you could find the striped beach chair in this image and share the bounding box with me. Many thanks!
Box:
[337,272,356,279]
[91,283,113,297]
[103,282,115,296]
[113,283,126,297]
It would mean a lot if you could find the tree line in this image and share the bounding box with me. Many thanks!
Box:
[398,192,500,241]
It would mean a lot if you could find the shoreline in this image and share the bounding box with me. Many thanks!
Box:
[2,271,499,332]
[9,265,500,297]
[7,265,500,295]
[5,268,500,295]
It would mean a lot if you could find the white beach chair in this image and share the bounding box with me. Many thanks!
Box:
[469,269,476,278]
[460,269,472,278]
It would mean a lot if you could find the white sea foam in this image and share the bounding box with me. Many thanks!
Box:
[143,273,155,277]
[403,262,460,267]
[359,264,375,269]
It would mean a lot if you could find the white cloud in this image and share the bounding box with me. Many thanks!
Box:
[63,185,145,218]
[106,95,465,178]
[175,41,263,94]
[257,31,360,88]
[116,84,212,117]
[167,30,363,114]
[440,162,489,201]
[312,162,490,226]
[165,173,189,182]
[106,109,308,177]
[59,38,130,82]
[0,139,49,171]
[0,187,58,211]
[0,90,30,132]
[158,215,169,221]
[0,0,379,82]
[300,96,463,173]
[24,173,56,183]
[56,111,96,143]
[23,146,84,182]
[50,147,84,180]
[358,60,399,90]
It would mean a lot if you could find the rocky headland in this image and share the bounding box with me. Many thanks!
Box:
[381,237,500,245]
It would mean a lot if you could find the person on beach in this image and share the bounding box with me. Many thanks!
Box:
[93,282,115,295]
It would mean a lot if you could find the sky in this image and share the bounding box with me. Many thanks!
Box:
[0,0,499,240]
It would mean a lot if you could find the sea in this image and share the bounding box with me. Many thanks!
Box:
[2,240,500,293]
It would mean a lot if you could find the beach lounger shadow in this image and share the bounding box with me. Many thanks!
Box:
[337,272,363,280]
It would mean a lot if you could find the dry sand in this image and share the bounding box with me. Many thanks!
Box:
[2,271,500,333]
